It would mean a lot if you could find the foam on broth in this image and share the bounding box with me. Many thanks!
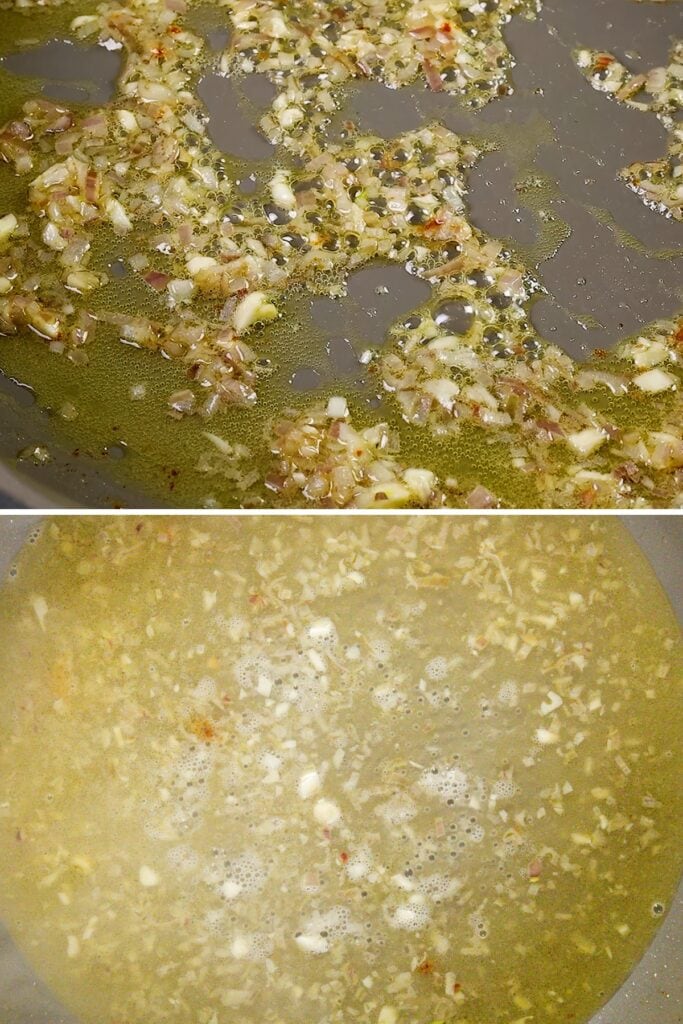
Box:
[0,516,681,1024]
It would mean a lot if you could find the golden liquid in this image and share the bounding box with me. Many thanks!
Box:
[0,516,681,1024]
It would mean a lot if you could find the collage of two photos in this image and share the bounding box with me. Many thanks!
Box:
[0,1,681,1024]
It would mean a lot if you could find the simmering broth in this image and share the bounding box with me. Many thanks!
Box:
[0,516,680,1024]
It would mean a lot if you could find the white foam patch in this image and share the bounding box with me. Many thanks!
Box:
[305,618,338,651]
[497,681,519,707]
[283,661,330,714]
[346,847,373,881]
[419,766,469,804]
[192,676,217,701]
[167,845,200,873]
[425,656,448,681]
[389,898,431,932]
[203,907,226,937]
[368,636,392,662]
[214,614,247,641]
[425,687,453,708]
[146,743,216,839]
[491,778,518,800]
[259,750,282,775]
[377,793,418,825]
[177,744,214,780]
[373,685,402,711]
[230,931,273,962]
[302,905,358,945]
[469,910,489,938]
[234,653,273,691]
[416,873,461,902]
[205,851,267,901]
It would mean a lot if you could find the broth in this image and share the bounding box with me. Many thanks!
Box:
[0,516,681,1023]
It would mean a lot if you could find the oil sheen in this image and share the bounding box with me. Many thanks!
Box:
[0,516,681,1024]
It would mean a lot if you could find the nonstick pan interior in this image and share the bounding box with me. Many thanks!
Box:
[0,0,680,506]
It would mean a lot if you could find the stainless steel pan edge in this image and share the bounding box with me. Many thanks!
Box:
[0,515,680,1024]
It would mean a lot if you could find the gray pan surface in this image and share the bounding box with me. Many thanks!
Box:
[0,514,680,1021]
[0,0,681,506]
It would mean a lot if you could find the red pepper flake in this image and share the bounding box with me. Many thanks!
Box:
[422,215,446,232]
[594,54,615,71]
[339,850,349,864]
[440,22,452,33]
[417,960,434,975]
[187,715,217,743]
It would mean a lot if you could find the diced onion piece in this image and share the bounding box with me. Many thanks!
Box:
[633,368,676,393]
[566,428,607,456]
[464,383,499,410]
[270,170,296,210]
[540,691,563,716]
[535,727,559,745]
[422,377,459,410]
[233,291,279,334]
[71,14,99,33]
[308,618,334,640]
[279,106,303,128]
[115,109,139,134]
[354,481,414,508]
[167,278,195,303]
[186,255,218,275]
[66,271,100,293]
[326,396,348,419]
[139,865,159,887]
[144,270,171,294]
[230,936,250,959]
[32,595,48,630]
[467,485,498,509]
[43,221,67,251]
[313,798,341,826]
[631,336,669,368]
[402,468,437,502]
[105,198,133,235]
[0,213,18,246]
[298,770,321,799]
[295,933,329,954]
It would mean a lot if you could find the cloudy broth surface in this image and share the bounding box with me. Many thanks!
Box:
[0,516,681,1024]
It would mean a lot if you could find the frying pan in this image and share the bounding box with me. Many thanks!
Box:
[0,513,680,1020]
[0,0,680,507]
